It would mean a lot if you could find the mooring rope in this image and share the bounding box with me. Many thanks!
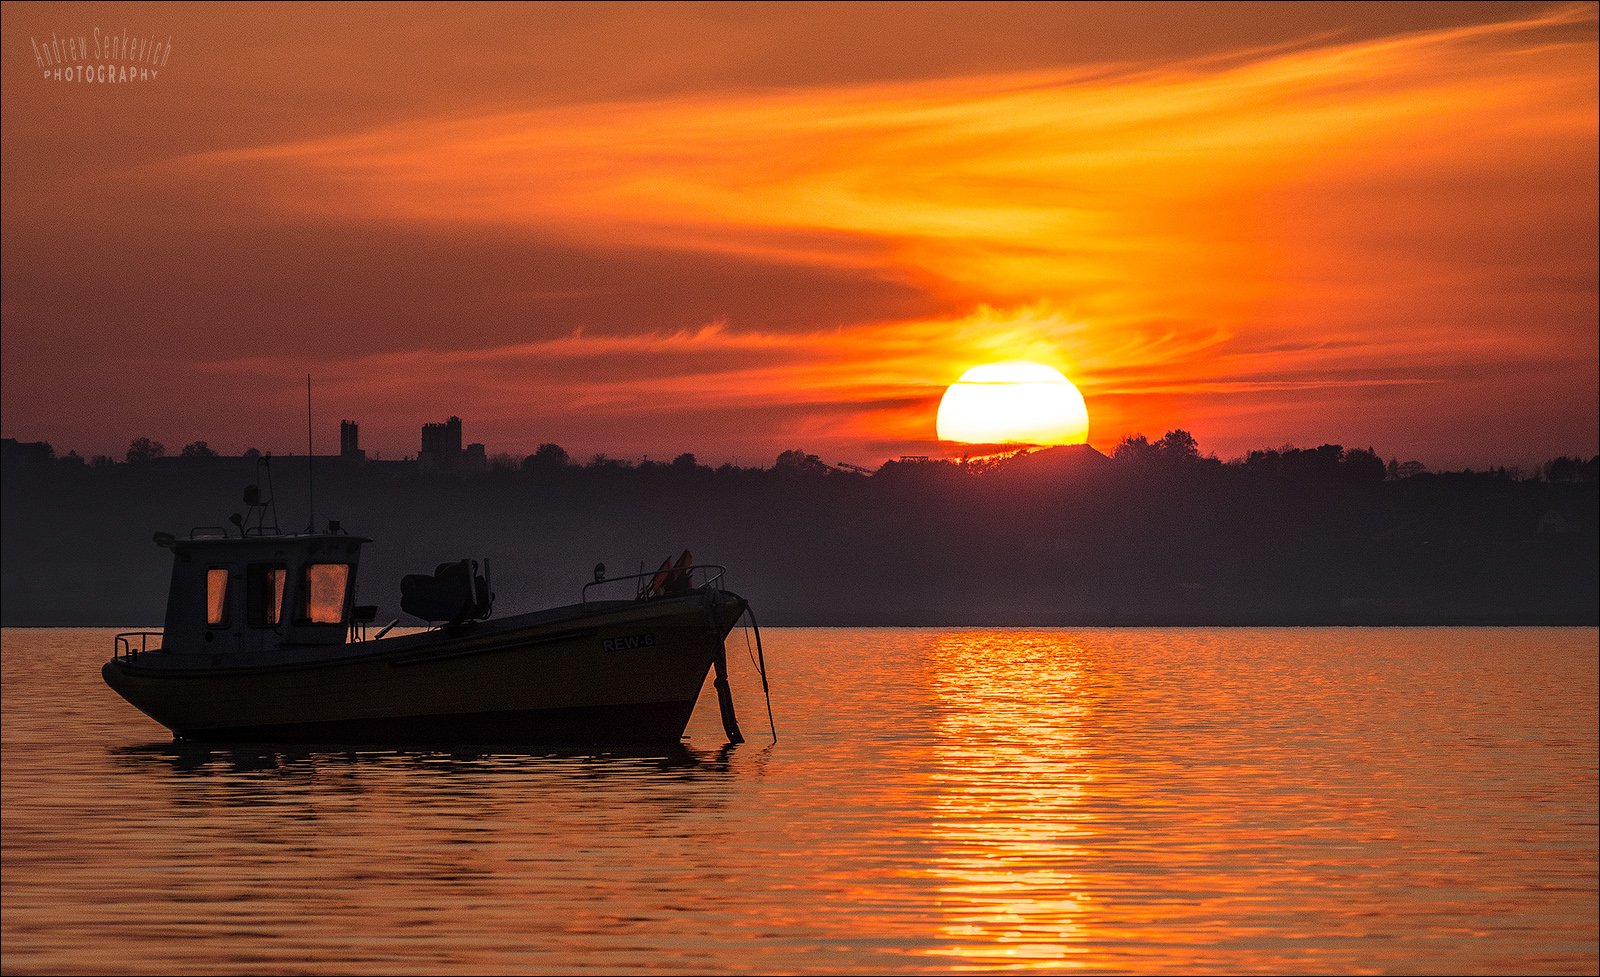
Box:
[742,604,777,744]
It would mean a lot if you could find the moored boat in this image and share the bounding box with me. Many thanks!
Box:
[102,488,765,746]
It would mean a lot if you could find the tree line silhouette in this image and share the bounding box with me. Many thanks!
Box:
[2,431,1595,626]
[7,428,1594,487]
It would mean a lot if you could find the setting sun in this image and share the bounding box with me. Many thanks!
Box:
[935,361,1090,446]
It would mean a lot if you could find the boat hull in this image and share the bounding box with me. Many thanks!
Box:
[102,590,748,746]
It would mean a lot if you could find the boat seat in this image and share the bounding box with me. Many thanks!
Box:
[401,559,489,623]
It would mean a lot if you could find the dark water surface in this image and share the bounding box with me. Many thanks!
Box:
[3,627,1595,975]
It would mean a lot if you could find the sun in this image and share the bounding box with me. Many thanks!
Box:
[935,361,1089,446]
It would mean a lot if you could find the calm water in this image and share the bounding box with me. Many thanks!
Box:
[2,627,1595,975]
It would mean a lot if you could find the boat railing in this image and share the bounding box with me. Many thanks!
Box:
[113,631,163,661]
[582,564,727,603]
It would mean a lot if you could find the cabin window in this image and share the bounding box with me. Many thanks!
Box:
[246,563,287,626]
[303,563,350,625]
[206,567,231,627]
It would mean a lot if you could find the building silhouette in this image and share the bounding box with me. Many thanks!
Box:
[420,416,464,473]
[340,420,365,462]
[1,438,54,469]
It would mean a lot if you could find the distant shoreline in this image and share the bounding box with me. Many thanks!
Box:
[6,445,1594,631]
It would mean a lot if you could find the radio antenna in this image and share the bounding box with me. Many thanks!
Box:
[306,373,315,533]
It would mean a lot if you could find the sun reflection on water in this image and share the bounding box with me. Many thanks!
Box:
[919,632,1102,970]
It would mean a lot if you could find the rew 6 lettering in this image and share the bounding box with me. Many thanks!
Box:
[601,633,657,653]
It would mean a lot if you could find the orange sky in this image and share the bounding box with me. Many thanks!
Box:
[2,2,1596,468]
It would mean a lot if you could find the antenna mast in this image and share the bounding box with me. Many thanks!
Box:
[306,373,315,533]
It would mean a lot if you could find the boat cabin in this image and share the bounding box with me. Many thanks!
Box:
[155,532,368,656]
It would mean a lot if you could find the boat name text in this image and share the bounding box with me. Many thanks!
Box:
[601,633,657,652]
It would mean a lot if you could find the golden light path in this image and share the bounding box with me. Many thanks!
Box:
[936,361,1090,446]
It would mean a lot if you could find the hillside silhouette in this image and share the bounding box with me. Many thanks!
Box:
[2,434,1595,626]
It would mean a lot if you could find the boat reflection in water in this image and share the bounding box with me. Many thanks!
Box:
[110,740,738,778]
